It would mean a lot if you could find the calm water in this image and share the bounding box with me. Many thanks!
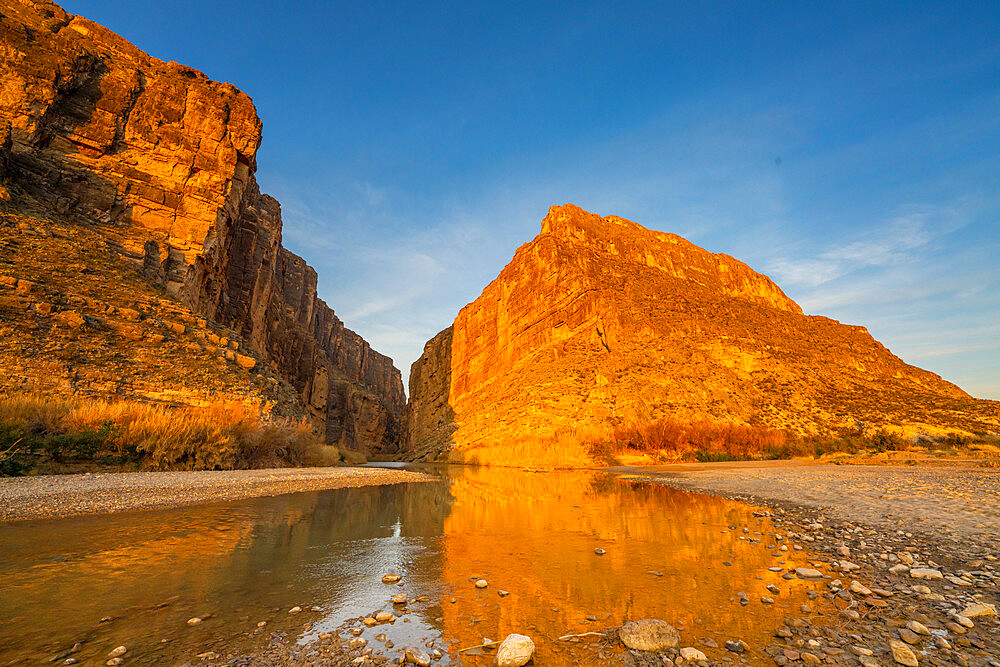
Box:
[0,467,829,665]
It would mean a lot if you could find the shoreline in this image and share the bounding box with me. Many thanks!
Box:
[615,461,1000,546]
[0,466,436,524]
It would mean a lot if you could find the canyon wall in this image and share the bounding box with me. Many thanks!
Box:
[406,204,998,461]
[0,0,404,453]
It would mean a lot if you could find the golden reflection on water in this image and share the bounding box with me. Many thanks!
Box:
[0,468,826,665]
[438,469,823,663]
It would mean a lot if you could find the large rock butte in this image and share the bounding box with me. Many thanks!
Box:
[405,204,998,463]
[0,0,404,453]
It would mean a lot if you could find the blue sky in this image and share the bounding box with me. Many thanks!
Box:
[64,1,1000,399]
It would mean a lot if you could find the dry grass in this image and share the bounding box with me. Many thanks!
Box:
[0,393,358,475]
[607,417,792,461]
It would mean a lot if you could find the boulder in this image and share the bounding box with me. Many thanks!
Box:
[496,634,535,667]
[619,619,680,651]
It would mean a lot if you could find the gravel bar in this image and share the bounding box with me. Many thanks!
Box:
[614,460,1000,545]
[0,466,435,523]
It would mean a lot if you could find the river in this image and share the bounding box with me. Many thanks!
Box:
[0,466,829,664]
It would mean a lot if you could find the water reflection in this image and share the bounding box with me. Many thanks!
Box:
[0,468,824,665]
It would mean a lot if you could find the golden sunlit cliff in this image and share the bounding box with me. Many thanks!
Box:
[405,204,999,464]
[0,0,404,453]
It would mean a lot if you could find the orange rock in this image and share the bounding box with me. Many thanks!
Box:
[406,204,998,464]
[0,0,404,455]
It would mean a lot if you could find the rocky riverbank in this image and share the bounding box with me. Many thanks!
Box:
[215,464,999,666]
[633,463,1000,666]
[0,467,434,523]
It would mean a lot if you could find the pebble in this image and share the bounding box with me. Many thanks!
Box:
[288,606,302,614]
[960,602,996,618]
[951,614,974,628]
[680,646,707,661]
[381,574,401,584]
[187,617,202,625]
[498,589,510,597]
[475,579,489,588]
[898,628,921,645]
[890,639,918,666]
[403,646,431,666]
[908,568,942,580]
[375,612,394,622]
[795,567,824,579]
[905,620,930,636]
[107,647,127,658]
[594,548,606,555]
[392,593,408,604]
[725,640,746,653]
[850,580,872,595]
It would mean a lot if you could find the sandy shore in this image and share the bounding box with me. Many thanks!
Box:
[0,466,435,523]
[615,460,1000,546]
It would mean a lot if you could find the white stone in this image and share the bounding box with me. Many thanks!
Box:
[680,647,707,661]
[496,633,535,667]
[403,646,431,666]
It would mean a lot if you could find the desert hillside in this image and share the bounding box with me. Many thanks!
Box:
[405,204,999,463]
[0,0,404,454]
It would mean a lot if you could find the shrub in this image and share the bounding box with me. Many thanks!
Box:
[868,428,903,452]
[0,393,327,474]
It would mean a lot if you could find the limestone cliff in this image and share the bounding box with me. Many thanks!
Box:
[405,204,998,461]
[0,0,404,453]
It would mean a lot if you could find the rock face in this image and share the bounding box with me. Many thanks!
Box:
[0,0,403,453]
[401,327,456,459]
[405,203,998,462]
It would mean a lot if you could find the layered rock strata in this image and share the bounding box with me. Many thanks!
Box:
[0,0,403,453]
[406,204,998,461]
